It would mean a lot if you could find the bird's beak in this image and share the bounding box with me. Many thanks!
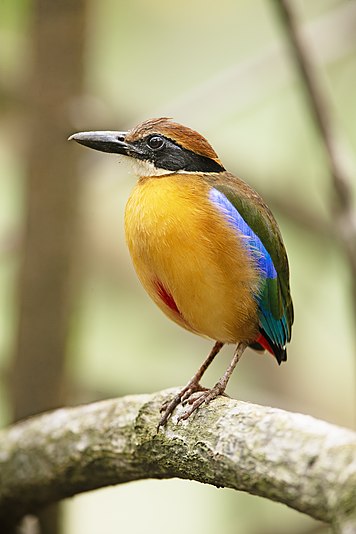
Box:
[68,130,132,156]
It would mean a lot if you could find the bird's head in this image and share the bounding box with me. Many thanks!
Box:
[69,117,225,176]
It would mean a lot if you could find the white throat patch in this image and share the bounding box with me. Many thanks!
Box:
[119,155,174,177]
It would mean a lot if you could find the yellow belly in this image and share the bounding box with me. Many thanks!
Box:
[124,174,259,344]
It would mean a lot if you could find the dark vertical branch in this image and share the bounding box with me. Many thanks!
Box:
[272,0,356,338]
[11,0,87,532]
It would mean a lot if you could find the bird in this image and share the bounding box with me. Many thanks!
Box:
[69,117,293,428]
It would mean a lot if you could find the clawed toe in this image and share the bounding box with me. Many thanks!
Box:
[157,342,246,429]
[157,382,205,430]
[181,385,208,405]
[157,341,228,430]
[158,382,227,429]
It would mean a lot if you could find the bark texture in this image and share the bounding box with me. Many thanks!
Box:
[273,0,356,325]
[0,390,355,532]
[13,0,86,419]
[12,3,86,529]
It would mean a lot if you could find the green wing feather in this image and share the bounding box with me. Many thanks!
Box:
[211,174,294,345]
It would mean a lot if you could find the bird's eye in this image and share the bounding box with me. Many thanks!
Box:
[147,136,164,150]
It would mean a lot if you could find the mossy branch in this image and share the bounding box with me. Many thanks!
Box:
[0,389,355,532]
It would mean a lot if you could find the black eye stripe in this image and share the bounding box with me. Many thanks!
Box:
[132,135,225,173]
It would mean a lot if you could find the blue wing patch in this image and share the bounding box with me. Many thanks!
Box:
[209,188,287,349]
[209,188,277,279]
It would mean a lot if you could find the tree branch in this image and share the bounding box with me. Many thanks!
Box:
[0,389,355,531]
[272,0,356,323]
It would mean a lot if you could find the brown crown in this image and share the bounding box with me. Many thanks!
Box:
[126,118,222,164]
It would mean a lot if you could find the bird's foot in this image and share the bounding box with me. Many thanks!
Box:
[177,382,227,422]
[157,381,206,430]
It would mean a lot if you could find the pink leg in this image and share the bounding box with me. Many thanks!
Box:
[178,342,247,422]
[158,341,224,429]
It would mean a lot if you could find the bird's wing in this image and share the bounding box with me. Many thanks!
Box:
[210,180,293,362]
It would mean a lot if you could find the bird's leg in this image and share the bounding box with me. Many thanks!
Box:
[178,342,247,422]
[158,341,224,429]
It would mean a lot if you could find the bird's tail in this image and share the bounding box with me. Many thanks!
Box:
[250,332,287,365]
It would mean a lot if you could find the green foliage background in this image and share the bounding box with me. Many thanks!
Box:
[0,0,355,532]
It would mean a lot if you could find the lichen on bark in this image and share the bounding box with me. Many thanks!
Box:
[0,389,355,532]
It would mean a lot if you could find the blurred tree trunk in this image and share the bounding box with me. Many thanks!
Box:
[11,0,87,532]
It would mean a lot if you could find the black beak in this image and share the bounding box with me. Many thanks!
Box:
[68,130,131,155]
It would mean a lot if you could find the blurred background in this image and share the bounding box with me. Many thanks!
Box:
[0,0,355,533]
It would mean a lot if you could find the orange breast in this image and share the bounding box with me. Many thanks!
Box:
[124,173,259,344]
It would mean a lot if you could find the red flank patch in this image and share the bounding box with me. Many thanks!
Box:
[154,280,181,316]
